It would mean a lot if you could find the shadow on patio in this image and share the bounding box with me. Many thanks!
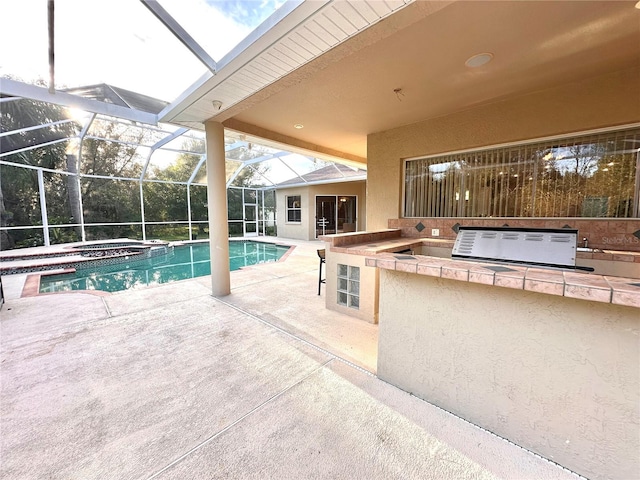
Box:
[0,240,579,479]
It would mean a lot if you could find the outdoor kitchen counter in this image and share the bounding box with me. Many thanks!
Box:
[329,237,427,255]
[365,252,640,309]
[373,253,640,480]
[323,230,640,263]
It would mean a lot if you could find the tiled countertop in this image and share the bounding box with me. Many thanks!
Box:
[329,237,427,255]
[322,230,640,308]
[365,252,640,309]
[323,229,640,263]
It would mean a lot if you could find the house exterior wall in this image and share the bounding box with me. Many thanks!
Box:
[275,181,366,241]
[377,270,640,480]
[367,66,640,230]
[366,66,640,480]
[324,250,378,323]
[276,186,309,241]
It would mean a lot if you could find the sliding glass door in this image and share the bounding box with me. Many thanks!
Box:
[315,195,357,238]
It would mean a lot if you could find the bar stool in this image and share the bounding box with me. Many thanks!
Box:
[317,249,325,295]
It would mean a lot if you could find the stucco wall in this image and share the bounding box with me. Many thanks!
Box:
[367,67,640,230]
[377,270,640,480]
[324,250,378,323]
[276,186,309,241]
[276,181,366,241]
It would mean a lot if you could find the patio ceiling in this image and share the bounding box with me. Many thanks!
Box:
[160,0,640,165]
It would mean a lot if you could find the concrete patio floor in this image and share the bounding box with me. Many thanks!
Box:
[1,239,581,479]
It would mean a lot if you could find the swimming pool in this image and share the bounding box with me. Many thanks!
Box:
[39,241,291,294]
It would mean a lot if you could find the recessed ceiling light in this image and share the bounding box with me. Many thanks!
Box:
[294,124,304,129]
[636,0,640,9]
[465,52,493,68]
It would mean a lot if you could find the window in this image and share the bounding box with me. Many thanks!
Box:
[337,264,359,309]
[286,195,301,223]
[404,127,639,218]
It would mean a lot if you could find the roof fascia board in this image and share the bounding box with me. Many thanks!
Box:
[0,79,158,125]
[157,0,328,123]
[157,70,213,122]
[214,0,310,72]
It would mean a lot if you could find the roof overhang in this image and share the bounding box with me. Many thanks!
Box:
[158,0,419,164]
[157,0,640,164]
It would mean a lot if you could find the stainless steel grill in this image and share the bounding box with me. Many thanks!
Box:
[452,226,593,271]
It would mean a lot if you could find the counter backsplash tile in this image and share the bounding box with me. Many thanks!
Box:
[390,218,640,252]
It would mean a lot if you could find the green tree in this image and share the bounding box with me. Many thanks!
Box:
[0,94,78,249]
[79,121,147,239]
[142,138,207,239]
[226,144,272,187]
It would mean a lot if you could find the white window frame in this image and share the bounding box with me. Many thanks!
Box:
[286,195,302,224]
[402,123,640,219]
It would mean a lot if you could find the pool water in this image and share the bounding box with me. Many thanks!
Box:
[39,241,290,294]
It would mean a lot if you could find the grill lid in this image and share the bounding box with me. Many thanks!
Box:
[452,226,590,270]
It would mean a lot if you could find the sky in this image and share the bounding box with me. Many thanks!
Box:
[0,0,285,102]
[0,0,322,181]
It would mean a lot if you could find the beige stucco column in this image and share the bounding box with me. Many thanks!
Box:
[205,120,230,296]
